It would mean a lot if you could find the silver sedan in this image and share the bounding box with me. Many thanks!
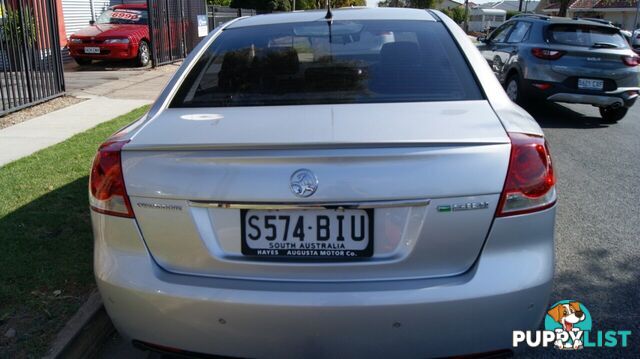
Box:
[90,8,557,358]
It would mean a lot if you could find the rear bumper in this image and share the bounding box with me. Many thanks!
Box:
[93,207,555,358]
[547,93,628,107]
[522,79,639,108]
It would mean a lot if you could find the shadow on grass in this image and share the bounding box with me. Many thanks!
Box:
[0,176,94,357]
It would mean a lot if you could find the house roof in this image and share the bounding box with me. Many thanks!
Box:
[543,2,561,10]
[481,0,540,11]
[471,8,508,15]
[593,0,638,8]
[570,0,600,9]
[545,0,638,11]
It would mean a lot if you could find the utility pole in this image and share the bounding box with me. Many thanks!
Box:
[518,0,523,12]
[634,0,640,30]
[293,0,296,11]
[464,0,469,33]
[89,0,96,21]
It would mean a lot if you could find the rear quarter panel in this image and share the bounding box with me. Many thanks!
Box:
[433,10,543,136]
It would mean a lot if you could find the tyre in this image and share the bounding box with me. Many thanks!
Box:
[505,74,523,105]
[136,40,151,67]
[74,57,92,66]
[599,106,627,124]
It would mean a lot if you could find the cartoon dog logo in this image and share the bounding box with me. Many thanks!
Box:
[546,301,586,350]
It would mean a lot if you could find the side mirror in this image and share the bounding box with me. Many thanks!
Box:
[89,20,96,26]
[477,36,489,43]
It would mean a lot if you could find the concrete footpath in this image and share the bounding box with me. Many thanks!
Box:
[0,65,176,167]
[0,97,150,166]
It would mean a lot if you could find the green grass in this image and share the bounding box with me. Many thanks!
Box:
[0,106,149,358]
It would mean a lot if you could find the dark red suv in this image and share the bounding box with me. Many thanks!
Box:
[69,4,150,67]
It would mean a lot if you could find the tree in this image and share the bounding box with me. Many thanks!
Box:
[506,10,519,19]
[208,0,232,6]
[270,0,291,10]
[230,0,291,11]
[442,6,466,24]
[314,0,366,7]
[333,0,367,6]
[378,0,408,6]
[558,0,570,17]
[294,0,318,10]
[408,0,440,8]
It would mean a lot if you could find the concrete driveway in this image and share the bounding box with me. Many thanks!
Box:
[98,102,640,358]
[64,61,179,100]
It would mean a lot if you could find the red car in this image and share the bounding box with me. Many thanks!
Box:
[69,4,151,67]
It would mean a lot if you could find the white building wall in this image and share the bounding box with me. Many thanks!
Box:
[569,10,637,31]
[61,0,117,39]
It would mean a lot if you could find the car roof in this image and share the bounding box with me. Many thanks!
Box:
[226,7,436,29]
[511,14,617,28]
[549,17,617,27]
[112,4,147,10]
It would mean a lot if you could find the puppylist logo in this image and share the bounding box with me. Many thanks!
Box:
[513,300,632,350]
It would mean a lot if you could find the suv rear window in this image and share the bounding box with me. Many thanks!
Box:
[548,24,628,48]
[171,20,483,108]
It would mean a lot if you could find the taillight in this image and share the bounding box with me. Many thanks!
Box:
[497,133,556,217]
[532,82,552,90]
[531,48,565,60]
[89,140,134,218]
[622,55,640,66]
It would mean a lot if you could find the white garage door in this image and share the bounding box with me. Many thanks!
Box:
[61,0,116,38]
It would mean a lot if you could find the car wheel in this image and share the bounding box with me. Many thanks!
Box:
[74,57,92,66]
[599,106,627,124]
[136,41,151,67]
[505,75,521,104]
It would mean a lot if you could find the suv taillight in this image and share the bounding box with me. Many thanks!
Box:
[497,133,556,217]
[531,48,565,60]
[89,140,134,218]
[622,55,640,66]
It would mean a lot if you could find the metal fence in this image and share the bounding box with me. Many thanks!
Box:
[207,6,255,30]
[147,0,207,67]
[0,0,65,116]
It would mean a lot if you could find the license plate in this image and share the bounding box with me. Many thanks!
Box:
[84,47,100,54]
[578,78,604,90]
[241,209,373,258]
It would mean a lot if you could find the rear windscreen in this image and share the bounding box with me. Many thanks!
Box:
[97,9,148,25]
[170,20,483,108]
[548,24,628,48]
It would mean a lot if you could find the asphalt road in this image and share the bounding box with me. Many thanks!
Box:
[520,102,640,358]
[98,102,640,358]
